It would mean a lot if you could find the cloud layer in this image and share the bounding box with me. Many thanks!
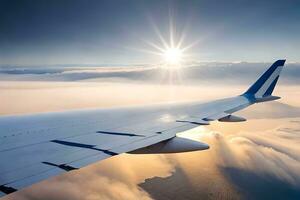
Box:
[1,62,300,84]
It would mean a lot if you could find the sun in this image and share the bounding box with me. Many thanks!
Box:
[135,14,199,70]
[163,48,183,65]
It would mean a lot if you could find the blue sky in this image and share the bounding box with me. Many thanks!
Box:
[1,0,300,65]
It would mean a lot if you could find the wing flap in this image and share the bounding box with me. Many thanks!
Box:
[203,112,229,121]
[176,117,210,125]
[112,123,198,154]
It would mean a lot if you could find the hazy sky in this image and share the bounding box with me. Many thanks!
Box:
[1,0,300,65]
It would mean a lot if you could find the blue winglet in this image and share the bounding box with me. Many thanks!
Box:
[244,60,285,97]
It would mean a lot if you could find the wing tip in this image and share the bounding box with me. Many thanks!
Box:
[274,59,286,67]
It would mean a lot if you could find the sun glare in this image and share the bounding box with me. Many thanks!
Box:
[136,13,199,70]
[163,48,183,65]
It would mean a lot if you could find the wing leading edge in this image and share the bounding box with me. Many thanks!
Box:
[0,60,286,196]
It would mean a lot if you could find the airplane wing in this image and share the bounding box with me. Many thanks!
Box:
[0,60,286,196]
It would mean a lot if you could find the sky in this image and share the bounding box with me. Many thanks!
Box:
[1,0,300,65]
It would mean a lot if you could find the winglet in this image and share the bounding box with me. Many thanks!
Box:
[243,60,285,100]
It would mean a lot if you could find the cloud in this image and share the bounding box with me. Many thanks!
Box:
[4,154,174,200]
[238,101,300,119]
[1,62,299,84]
[214,131,300,185]
[0,81,244,115]
[188,117,300,197]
